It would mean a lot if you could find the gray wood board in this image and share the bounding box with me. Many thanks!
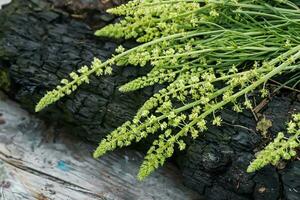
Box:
[0,94,200,200]
[0,0,10,8]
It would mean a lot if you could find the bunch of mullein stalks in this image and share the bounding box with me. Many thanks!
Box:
[36,0,300,180]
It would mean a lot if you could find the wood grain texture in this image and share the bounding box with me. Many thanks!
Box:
[0,94,200,200]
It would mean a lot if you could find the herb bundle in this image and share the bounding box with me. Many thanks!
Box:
[36,0,300,180]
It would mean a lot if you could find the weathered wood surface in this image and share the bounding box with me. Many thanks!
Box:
[0,93,200,200]
[0,0,10,7]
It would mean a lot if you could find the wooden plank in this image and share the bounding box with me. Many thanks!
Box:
[0,94,200,200]
[0,0,10,8]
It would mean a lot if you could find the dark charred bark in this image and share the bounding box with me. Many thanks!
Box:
[178,95,300,200]
[0,0,153,142]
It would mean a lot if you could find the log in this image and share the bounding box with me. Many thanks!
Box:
[0,0,152,143]
[1,0,300,200]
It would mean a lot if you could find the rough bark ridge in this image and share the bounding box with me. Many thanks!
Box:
[0,0,300,199]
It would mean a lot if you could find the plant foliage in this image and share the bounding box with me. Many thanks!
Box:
[248,113,300,172]
[0,68,10,91]
[36,0,300,180]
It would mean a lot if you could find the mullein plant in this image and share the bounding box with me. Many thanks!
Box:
[36,0,300,180]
